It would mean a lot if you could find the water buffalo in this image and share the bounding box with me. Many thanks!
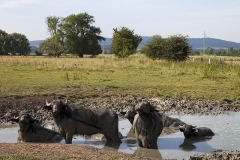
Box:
[179,124,215,138]
[10,113,63,143]
[44,99,121,146]
[132,102,163,149]
[42,120,58,132]
[123,107,186,127]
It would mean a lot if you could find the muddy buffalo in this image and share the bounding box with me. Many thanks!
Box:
[179,124,215,138]
[11,113,63,143]
[44,99,121,146]
[132,102,163,149]
[123,107,186,127]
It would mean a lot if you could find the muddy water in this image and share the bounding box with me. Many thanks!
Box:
[1,112,240,160]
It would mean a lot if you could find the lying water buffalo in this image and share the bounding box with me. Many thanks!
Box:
[179,124,215,138]
[44,99,121,146]
[132,102,163,149]
[10,113,63,143]
[42,120,58,132]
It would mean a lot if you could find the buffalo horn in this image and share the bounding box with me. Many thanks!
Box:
[46,100,51,106]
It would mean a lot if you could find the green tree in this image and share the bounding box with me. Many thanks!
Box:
[46,16,62,37]
[227,47,234,56]
[0,29,9,55]
[165,34,191,61]
[142,34,191,61]
[42,16,65,57]
[61,12,105,57]
[141,35,166,60]
[39,35,64,57]
[9,33,31,55]
[111,27,142,58]
[204,47,213,55]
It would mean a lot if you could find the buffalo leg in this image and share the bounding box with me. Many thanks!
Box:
[137,139,143,147]
[65,133,73,144]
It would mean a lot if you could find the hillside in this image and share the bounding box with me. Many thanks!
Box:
[30,37,240,49]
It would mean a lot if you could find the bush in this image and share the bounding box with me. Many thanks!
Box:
[142,34,191,61]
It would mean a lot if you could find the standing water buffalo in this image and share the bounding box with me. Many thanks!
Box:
[44,99,121,146]
[179,124,215,138]
[10,113,63,143]
[124,108,186,127]
[132,102,163,149]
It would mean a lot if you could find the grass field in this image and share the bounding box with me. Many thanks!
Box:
[0,54,239,101]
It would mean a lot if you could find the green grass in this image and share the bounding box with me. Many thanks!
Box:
[0,55,239,101]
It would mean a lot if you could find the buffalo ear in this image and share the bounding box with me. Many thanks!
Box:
[179,125,185,132]
[10,118,19,123]
[193,128,198,133]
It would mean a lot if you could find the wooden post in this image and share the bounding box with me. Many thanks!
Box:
[209,58,211,64]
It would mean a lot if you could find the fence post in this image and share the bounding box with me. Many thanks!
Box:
[209,58,211,64]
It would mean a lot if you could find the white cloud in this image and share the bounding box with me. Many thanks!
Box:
[0,0,41,8]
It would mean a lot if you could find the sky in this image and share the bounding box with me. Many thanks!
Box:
[0,0,240,43]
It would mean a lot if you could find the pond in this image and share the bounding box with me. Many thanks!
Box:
[0,112,240,160]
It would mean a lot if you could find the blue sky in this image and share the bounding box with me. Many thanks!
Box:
[0,0,240,42]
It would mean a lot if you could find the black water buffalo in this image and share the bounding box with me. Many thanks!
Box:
[44,99,121,146]
[179,124,215,138]
[132,102,163,149]
[42,120,58,132]
[10,113,63,143]
[123,107,186,127]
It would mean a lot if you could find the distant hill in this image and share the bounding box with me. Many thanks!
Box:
[30,37,240,49]
[29,40,44,47]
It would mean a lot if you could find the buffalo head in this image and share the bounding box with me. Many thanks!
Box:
[135,102,159,115]
[11,113,39,132]
[179,124,198,138]
[44,99,68,116]
[124,109,137,124]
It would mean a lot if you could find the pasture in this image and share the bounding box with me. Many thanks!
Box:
[0,54,239,101]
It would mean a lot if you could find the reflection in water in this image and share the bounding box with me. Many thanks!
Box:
[134,147,162,160]
[179,137,213,151]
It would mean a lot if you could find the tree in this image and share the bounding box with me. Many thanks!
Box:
[61,12,105,57]
[165,34,191,61]
[8,33,31,55]
[39,35,64,57]
[46,16,62,37]
[140,35,166,60]
[227,47,234,56]
[0,29,9,55]
[111,27,142,58]
[142,34,191,61]
[204,47,213,55]
[42,16,65,57]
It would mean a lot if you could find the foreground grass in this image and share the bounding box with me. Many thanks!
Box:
[0,55,239,101]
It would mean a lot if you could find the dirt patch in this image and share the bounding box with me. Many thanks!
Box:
[0,143,153,160]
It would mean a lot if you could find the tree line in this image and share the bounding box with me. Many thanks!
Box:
[1,12,239,60]
[0,29,30,55]
[192,47,240,57]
